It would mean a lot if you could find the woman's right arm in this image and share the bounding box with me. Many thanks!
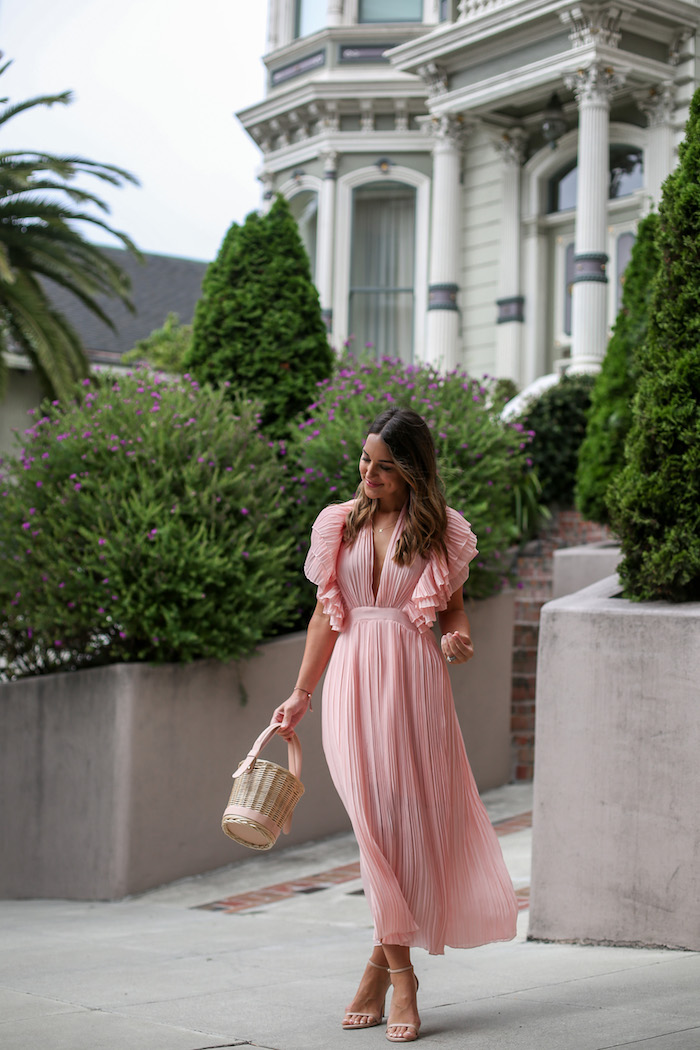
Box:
[271,600,338,739]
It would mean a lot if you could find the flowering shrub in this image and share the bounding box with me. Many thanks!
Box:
[287,355,538,601]
[0,372,300,679]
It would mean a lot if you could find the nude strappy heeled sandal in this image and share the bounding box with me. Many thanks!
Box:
[342,958,391,1030]
[386,965,421,1043]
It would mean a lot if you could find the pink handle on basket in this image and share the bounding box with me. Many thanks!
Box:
[232,723,303,783]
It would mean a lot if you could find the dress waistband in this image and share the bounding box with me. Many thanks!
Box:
[346,606,416,630]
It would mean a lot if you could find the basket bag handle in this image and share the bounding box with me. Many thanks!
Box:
[232,724,302,836]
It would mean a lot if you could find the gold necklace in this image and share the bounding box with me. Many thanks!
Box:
[374,514,400,534]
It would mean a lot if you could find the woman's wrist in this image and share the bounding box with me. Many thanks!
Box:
[293,685,313,711]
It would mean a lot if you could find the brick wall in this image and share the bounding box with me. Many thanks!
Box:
[511,510,613,780]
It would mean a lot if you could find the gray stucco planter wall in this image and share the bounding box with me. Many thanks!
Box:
[1,589,514,900]
[530,575,700,950]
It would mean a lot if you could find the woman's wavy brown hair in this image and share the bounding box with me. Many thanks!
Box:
[343,408,448,566]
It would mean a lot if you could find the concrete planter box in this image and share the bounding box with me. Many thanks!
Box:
[551,540,621,599]
[0,590,514,900]
[530,575,700,950]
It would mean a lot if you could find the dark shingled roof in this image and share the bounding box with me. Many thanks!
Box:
[43,246,209,365]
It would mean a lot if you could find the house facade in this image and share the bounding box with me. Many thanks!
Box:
[238,0,700,388]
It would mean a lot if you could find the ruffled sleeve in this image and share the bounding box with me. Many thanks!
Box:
[303,501,353,632]
[403,508,478,633]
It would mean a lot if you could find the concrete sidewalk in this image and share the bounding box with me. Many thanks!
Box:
[1,782,698,1050]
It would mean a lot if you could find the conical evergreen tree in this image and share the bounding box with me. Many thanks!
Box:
[609,91,700,601]
[185,195,333,435]
[575,212,660,524]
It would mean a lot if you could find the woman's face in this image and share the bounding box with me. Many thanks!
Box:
[359,433,409,508]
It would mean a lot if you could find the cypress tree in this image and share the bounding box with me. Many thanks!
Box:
[185,195,333,435]
[575,212,660,524]
[609,91,700,601]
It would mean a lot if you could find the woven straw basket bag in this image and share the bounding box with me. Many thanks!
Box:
[221,724,304,850]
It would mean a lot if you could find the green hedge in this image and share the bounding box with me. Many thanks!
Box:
[575,213,660,525]
[609,91,700,602]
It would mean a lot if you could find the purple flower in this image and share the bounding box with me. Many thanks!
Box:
[240,507,249,515]
[98,537,106,545]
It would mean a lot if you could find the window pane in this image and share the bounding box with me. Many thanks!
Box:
[609,147,644,200]
[359,0,423,23]
[289,191,318,282]
[350,183,416,361]
[296,0,326,38]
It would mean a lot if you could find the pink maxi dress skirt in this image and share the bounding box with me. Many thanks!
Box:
[305,500,518,955]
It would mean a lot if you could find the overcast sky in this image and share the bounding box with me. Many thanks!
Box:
[0,0,268,261]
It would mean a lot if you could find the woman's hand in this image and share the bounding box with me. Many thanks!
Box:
[440,630,474,665]
[270,689,312,741]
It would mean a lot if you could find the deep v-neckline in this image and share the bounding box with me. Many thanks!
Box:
[369,504,406,604]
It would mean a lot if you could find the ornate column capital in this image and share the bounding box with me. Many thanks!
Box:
[420,114,469,151]
[494,127,528,166]
[559,3,628,49]
[635,81,676,128]
[321,148,338,179]
[564,62,625,107]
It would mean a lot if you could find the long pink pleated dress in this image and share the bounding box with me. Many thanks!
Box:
[304,499,518,956]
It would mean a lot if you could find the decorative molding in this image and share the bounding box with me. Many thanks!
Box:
[270,50,326,88]
[635,81,676,128]
[360,100,375,133]
[417,61,448,99]
[669,26,693,66]
[564,62,625,107]
[495,127,528,166]
[394,100,409,132]
[496,296,525,324]
[339,43,396,63]
[572,252,608,284]
[559,4,627,50]
[428,283,459,311]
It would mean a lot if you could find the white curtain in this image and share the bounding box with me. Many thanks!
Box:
[349,184,415,361]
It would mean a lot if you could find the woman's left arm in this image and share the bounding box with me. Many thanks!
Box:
[438,587,474,665]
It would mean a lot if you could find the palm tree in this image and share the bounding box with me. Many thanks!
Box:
[0,58,140,400]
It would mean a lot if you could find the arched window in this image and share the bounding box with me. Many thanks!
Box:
[349,182,416,359]
[289,190,318,282]
[295,0,326,38]
[548,146,644,213]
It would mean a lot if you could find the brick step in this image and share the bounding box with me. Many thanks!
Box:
[514,599,547,623]
[512,673,537,701]
[515,556,554,575]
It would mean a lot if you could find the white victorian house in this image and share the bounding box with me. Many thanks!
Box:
[238,0,700,387]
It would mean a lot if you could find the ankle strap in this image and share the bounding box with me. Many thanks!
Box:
[388,965,414,974]
[368,958,390,971]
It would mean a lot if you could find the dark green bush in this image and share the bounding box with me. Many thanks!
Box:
[609,91,700,602]
[287,354,540,602]
[518,373,596,507]
[576,213,660,524]
[0,372,300,678]
[185,195,334,436]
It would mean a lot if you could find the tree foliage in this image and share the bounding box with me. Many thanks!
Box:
[609,91,700,601]
[575,213,660,524]
[185,195,333,435]
[0,59,139,401]
[122,311,191,373]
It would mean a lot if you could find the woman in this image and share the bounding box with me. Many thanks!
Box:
[272,408,517,1043]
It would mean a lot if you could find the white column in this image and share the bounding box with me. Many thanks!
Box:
[327,0,343,26]
[426,115,463,371]
[637,82,676,209]
[494,129,527,384]
[565,63,625,374]
[258,168,275,213]
[317,149,338,336]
